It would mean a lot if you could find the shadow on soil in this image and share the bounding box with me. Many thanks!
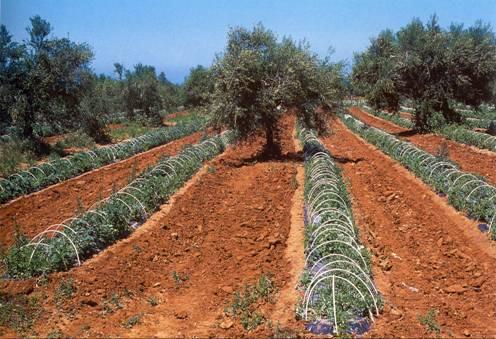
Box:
[393,130,421,137]
[224,149,304,168]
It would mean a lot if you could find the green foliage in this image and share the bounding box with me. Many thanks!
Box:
[54,131,96,150]
[0,137,36,177]
[147,296,158,306]
[8,16,94,142]
[226,274,275,331]
[124,64,161,121]
[102,293,123,314]
[0,294,42,334]
[353,15,496,131]
[440,124,496,151]
[5,131,235,277]
[123,313,143,328]
[352,30,400,111]
[361,105,414,128]
[0,116,207,204]
[210,24,344,152]
[341,114,496,238]
[171,271,189,288]
[108,122,155,142]
[297,125,380,332]
[184,65,214,107]
[360,105,496,152]
[418,309,441,334]
[55,278,75,302]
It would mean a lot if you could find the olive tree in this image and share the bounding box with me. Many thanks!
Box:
[184,65,214,107]
[353,15,496,131]
[351,30,400,111]
[210,24,345,153]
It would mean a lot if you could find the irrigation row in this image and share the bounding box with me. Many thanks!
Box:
[0,116,207,204]
[361,105,496,152]
[341,113,496,239]
[5,131,235,278]
[296,124,380,335]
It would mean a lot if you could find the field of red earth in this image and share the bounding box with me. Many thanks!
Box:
[1,114,307,337]
[0,131,203,248]
[1,112,496,337]
[349,107,496,185]
[322,118,496,337]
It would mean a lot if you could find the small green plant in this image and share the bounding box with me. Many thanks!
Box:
[102,293,123,314]
[0,294,42,334]
[207,165,216,173]
[226,274,275,331]
[147,296,158,306]
[418,309,441,335]
[172,271,189,288]
[123,313,143,328]
[55,278,75,302]
[241,312,265,331]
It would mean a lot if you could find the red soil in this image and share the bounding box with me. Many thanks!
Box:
[0,132,203,247]
[348,107,496,185]
[163,111,190,121]
[0,114,307,337]
[322,118,496,337]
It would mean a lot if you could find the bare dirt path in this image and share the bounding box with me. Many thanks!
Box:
[322,118,496,337]
[271,127,305,328]
[0,132,203,247]
[0,115,307,337]
[349,107,496,185]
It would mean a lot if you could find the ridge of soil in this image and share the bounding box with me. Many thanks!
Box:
[322,118,496,337]
[271,127,305,328]
[348,107,496,185]
[0,114,307,337]
[0,132,203,247]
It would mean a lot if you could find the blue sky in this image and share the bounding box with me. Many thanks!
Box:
[1,0,495,83]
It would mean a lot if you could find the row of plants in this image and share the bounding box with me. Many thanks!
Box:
[439,125,496,152]
[362,105,414,128]
[5,130,235,278]
[296,124,380,335]
[360,106,496,152]
[0,116,207,204]
[341,113,496,239]
[462,117,491,130]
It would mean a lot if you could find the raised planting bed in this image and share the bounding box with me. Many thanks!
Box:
[341,114,496,239]
[5,131,235,278]
[0,116,207,204]
[296,124,381,335]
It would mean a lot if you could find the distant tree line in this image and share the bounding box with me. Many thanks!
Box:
[352,15,496,131]
[0,16,186,153]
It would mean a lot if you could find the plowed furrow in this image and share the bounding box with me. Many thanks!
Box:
[322,118,496,337]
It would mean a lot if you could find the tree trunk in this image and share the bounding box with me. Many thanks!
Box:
[265,124,274,151]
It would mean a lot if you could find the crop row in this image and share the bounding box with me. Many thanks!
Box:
[341,114,496,238]
[296,125,380,335]
[361,106,496,152]
[0,116,207,204]
[362,105,414,129]
[6,131,235,278]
